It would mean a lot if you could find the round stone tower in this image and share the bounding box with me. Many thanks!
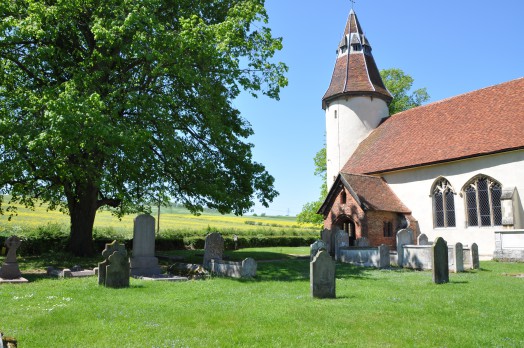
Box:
[322,9,392,188]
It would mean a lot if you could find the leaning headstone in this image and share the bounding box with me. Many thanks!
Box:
[417,233,429,245]
[396,229,413,267]
[334,230,350,261]
[203,232,224,270]
[130,214,161,277]
[310,250,336,298]
[0,236,28,283]
[432,237,449,284]
[471,243,480,269]
[453,242,464,273]
[98,240,130,288]
[310,240,327,261]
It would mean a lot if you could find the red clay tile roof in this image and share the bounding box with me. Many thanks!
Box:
[318,173,411,215]
[322,10,392,109]
[342,77,524,174]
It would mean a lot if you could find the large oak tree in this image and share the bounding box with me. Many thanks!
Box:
[0,0,287,256]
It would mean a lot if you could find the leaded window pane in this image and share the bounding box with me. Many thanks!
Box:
[466,186,478,227]
[492,185,502,226]
[445,190,456,227]
[477,179,491,226]
[434,191,444,227]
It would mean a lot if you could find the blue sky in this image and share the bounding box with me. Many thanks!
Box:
[234,0,524,216]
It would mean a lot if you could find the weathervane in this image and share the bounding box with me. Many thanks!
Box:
[350,0,356,9]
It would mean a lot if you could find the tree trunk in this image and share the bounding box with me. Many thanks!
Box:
[67,183,99,257]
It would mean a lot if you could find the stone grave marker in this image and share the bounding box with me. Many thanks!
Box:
[0,236,28,283]
[310,250,336,298]
[432,237,449,284]
[130,214,161,277]
[396,229,413,267]
[98,240,130,288]
[203,232,224,270]
[355,237,370,247]
[334,230,350,261]
[417,233,429,245]
[378,244,391,268]
[310,240,327,261]
[453,242,464,273]
[471,243,480,269]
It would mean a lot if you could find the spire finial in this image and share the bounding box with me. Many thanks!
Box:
[350,0,356,10]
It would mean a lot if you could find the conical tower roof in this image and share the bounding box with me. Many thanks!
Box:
[322,9,392,109]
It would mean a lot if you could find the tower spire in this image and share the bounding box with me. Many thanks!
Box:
[322,9,392,109]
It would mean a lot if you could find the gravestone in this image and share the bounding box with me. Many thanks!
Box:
[130,214,161,277]
[310,250,336,298]
[417,233,429,245]
[432,237,449,284]
[334,230,350,261]
[203,232,224,270]
[98,240,130,288]
[0,236,28,283]
[453,242,464,273]
[378,244,390,268]
[396,229,413,267]
[310,240,327,261]
[471,243,480,269]
[240,258,258,278]
[355,237,370,247]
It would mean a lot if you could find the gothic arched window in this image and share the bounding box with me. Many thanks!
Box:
[463,176,502,227]
[432,178,456,228]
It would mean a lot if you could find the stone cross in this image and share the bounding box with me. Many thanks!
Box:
[0,236,22,280]
[310,250,336,298]
[432,237,449,284]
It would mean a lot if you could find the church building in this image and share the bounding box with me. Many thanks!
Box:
[317,9,524,258]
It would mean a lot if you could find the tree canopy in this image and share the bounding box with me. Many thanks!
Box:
[298,68,429,225]
[0,0,288,255]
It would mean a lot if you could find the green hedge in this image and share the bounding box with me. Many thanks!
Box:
[0,224,320,256]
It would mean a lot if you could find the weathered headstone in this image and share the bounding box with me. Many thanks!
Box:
[334,230,350,261]
[0,236,28,283]
[471,243,480,269]
[378,244,390,268]
[203,232,224,270]
[98,240,130,288]
[453,242,464,273]
[240,258,258,278]
[310,250,336,298]
[432,237,449,284]
[417,233,429,245]
[130,214,161,277]
[310,240,327,261]
[355,237,370,247]
[396,229,413,267]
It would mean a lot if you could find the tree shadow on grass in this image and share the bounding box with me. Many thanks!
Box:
[234,258,374,283]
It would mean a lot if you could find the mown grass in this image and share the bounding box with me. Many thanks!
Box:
[1,248,523,347]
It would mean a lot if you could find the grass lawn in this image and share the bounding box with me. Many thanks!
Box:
[1,248,524,347]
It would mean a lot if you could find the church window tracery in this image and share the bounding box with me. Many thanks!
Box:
[463,176,502,227]
[432,178,456,228]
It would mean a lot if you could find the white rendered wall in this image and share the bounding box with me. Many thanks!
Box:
[325,96,389,188]
[382,150,524,258]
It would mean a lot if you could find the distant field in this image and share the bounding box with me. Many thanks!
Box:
[0,199,319,238]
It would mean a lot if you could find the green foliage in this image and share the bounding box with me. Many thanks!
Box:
[0,0,288,255]
[380,68,430,115]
